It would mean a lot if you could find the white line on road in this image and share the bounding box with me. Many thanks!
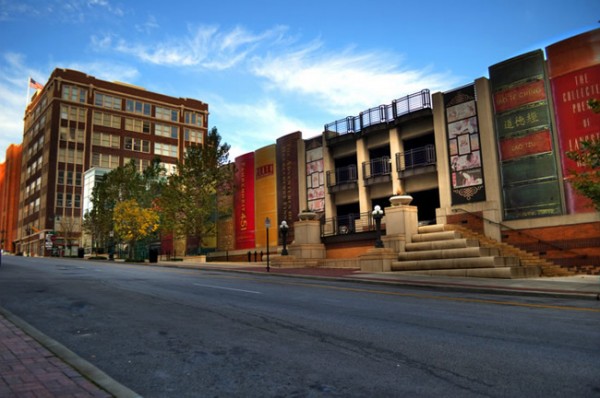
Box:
[193,283,262,294]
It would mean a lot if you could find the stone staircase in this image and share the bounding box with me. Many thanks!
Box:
[390,224,566,278]
[446,224,574,277]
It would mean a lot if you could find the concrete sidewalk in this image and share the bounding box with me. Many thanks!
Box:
[1,259,598,397]
[0,308,140,398]
[159,259,600,301]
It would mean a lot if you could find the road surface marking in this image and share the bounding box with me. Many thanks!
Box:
[193,283,261,294]
[203,274,600,313]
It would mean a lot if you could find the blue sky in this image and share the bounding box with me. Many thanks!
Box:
[0,0,597,162]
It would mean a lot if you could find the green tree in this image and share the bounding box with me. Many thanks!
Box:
[84,158,166,256]
[159,127,233,255]
[113,199,159,260]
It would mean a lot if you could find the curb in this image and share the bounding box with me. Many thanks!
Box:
[0,306,141,398]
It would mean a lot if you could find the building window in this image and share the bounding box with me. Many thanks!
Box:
[125,118,151,134]
[184,128,203,145]
[58,170,64,185]
[59,126,84,142]
[161,162,177,176]
[126,99,151,116]
[93,111,121,129]
[67,171,73,185]
[58,148,84,165]
[154,142,178,158]
[125,157,151,173]
[92,152,120,169]
[95,93,122,110]
[155,123,179,139]
[156,106,178,122]
[57,193,63,207]
[124,137,150,153]
[184,111,203,127]
[62,85,87,103]
[60,105,86,123]
[92,132,120,148]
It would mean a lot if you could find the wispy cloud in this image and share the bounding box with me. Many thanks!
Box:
[0,52,44,161]
[135,14,159,34]
[209,96,322,160]
[61,61,140,82]
[105,23,455,115]
[108,24,288,70]
[0,0,124,22]
[251,41,454,116]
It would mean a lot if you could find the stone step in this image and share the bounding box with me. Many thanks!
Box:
[410,231,462,243]
[406,238,480,252]
[417,224,446,234]
[398,247,500,261]
[391,256,521,271]
[393,266,541,279]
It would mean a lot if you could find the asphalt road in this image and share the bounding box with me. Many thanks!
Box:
[1,256,599,397]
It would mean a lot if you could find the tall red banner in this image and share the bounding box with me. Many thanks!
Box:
[234,153,255,249]
[547,29,600,213]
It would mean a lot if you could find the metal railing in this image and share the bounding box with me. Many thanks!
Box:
[451,208,587,259]
[326,165,358,188]
[321,211,385,237]
[396,145,436,171]
[324,89,432,136]
[363,157,392,179]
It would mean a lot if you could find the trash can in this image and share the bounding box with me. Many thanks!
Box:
[149,248,159,263]
[78,247,85,258]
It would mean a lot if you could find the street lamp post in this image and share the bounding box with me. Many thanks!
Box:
[265,217,271,272]
[372,205,384,248]
[108,231,114,261]
[279,220,289,255]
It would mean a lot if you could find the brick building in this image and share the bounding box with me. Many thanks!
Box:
[15,68,208,256]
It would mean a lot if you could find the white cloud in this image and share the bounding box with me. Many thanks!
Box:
[111,24,288,70]
[61,61,139,83]
[0,52,43,162]
[209,96,322,160]
[0,53,140,162]
[135,14,159,34]
[251,42,455,116]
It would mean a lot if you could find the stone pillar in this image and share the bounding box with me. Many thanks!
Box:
[382,202,418,255]
[358,199,419,272]
[273,217,326,267]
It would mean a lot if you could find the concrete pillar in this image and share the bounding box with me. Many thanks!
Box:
[356,137,370,214]
[388,127,403,194]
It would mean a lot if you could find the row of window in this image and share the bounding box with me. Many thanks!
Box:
[25,115,47,161]
[59,126,85,143]
[93,111,203,144]
[91,153,119,169]
[57,170,82,186]
[62,85,205,127]
[58,148,84,165]
[60,105,87,124]
[26,156,43,178]
[93,132,120,148]
[124,137,151,153]
[23,197,40,217]
[57,192,81,208]
[25,176,42,199]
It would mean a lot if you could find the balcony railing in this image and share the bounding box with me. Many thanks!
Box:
[396,145,436,171]
[326,165,358,188]
[363,157,392,184]
[321,211,385,237]
[324,89,432,136]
